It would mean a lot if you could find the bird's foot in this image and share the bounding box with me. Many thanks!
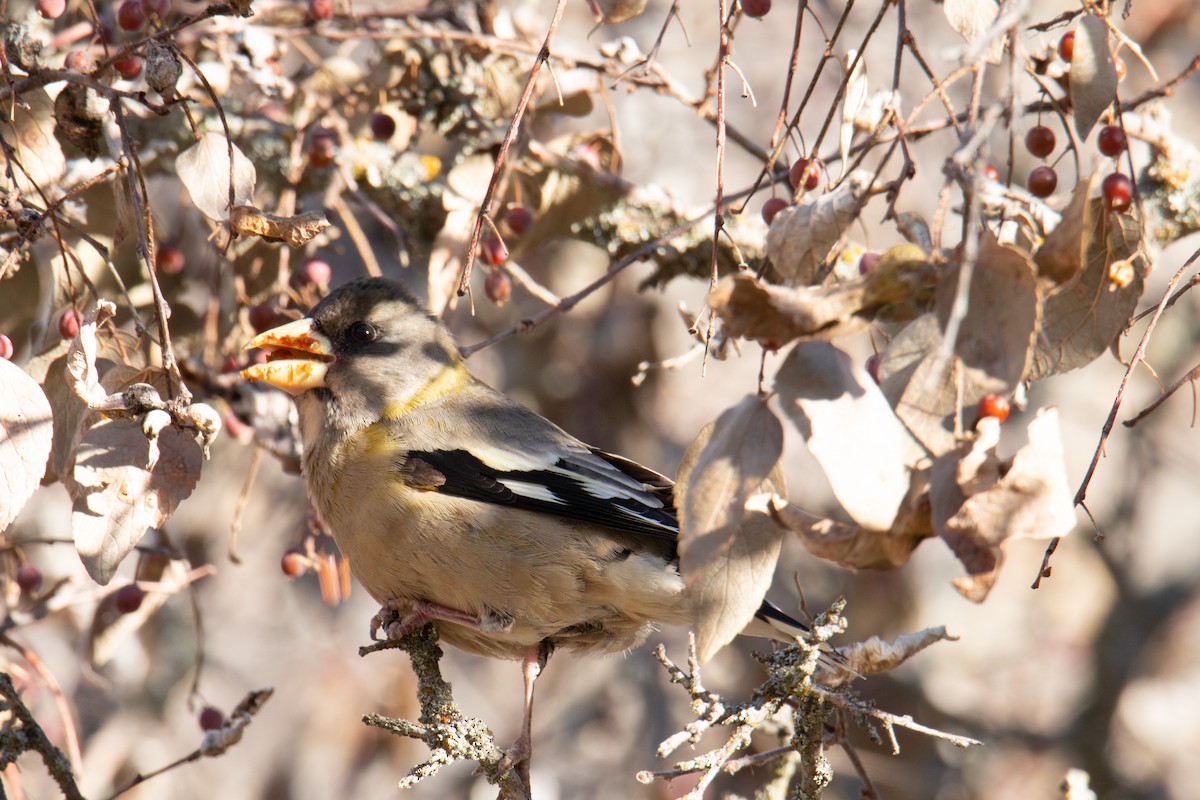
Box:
[371,598,492,641]
[496,730,532,776]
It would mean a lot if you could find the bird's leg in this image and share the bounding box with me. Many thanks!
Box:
[371,598,488,641]
[498,641,553,779]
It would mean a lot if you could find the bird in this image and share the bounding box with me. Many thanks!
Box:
[242,276,817,770]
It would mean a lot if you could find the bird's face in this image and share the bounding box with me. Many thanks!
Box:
[243,277,459,437]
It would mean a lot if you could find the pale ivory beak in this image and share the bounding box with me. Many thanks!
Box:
[242,317,335,395]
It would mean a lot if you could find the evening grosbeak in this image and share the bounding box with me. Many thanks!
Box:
[243,277,813,766]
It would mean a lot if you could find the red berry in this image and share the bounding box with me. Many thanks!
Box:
[865,353,882,384]
[858,252,881,275]
[484,270,512,305]
[35,0,66,17]
[117,0,146,30]
[1101,172,1133,211]
[983,164,1000,182]
[741,0,770,18]
[16,564,43,594]
[308,128,336,168]
[139,0,169,20]
[156,243,185,275]
[114,56,143,80]
[788,158,820,192]
[57,308,82,340]
[503,204,534,236]
[299,258,332,286]
[369,112,396,141]
[480,236,507,266]
[308,0,334,20]
[198,706,225,731]
[281,549,307,578]
[220,354,243,373]
[0,334,12,360]
[1097,125,1127,157]
[761,197,788,225]
[1027,166,1057,198]
[248,304,278,333]
[977,394,1011,423]
[1058,31,1075,62]
[1024,126,1056,159]
[114,583,145,614]
[65,50,92,72]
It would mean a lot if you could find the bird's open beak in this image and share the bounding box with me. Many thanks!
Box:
[242,318,335,395]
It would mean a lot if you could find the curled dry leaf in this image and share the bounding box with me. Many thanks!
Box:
[766,169,875,285]
[229,206,330,247]
[676,396,786,663]
[771,497,933,572]
[6,88,65,193]
[838,50,868,182]
[1070,15,1119,141]
[177,133,257,222]
[0,359,54,532]
[943,0,1004,64]
[1027,196,1146,380]
[53,82,107,159]
[774,341,914,529]
[834,625,955,677]
[930,408,1076,602]
[1034,173,1099,284]
[65,418,202,584]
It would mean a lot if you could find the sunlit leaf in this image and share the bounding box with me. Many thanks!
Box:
[766,169,874,285]
[0,360,53,531]
[177,132,256,222]
[1070,15,1118,140]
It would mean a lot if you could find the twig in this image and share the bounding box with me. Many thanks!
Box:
[0,672,85,800]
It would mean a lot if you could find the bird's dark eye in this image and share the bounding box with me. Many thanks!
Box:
[347,321,379,344]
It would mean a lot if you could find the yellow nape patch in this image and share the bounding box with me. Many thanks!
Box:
[383,362,469,419]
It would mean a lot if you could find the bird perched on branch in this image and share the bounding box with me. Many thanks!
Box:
[243,276,814,769]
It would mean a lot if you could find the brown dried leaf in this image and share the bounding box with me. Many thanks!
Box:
[677,397,786,663]
[0,359,53,531]
[177,133,256,222]
[4,88,65,193]
[41,355,141,484]
[943,0,1004,63]
[838,51,868,181]
[772,498,932,571]
[1070,15,1119,140]
[53,83,106,159]
[65,418,202,584]
[1027,199,1146,379]
[836,626,954,676]
[708,273,868,345]
[774,341,914,528]
[1034,173,1099,284]
[878,315,953,456]
[765,169,874,285]
[229,206,330,247]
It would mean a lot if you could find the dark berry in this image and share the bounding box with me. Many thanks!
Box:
[788,158,820,191]
[480,236,507,266]
[114,584,145,614]
[281,549,307,578]
[117,0,146,30]
[114,56,143,80]
[57,308,82,340]
[308,128,336,168]
[35,0,66,18]
[156,243,185,275]
[761,197,788,225]
[503,204,534,236]
[198,706,225,731]
[248,304,277,333]
[1097,125,1127,157]
[1058,31,1075,62]
[1101,172,1133,211]
[1027,166,1057,198]
[484,270,512,305]
[741,0,770,18]
[369,112,396,141]
[0,334,12,360]
[308,0,334,20]
[1024,126,1056,158]
[977,394,1011,423]
[858,252,881,275]
[16,564,43,594]
[299,258,332,286]
[865,353,882,384]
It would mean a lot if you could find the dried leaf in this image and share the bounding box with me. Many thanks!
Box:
[177,133,256,222]
[676,397,786,663]
[775,341,913,528]
[772,497,932,571]
[0,360,53,531]
[838,51,868,181]
[1027,199,1146,379]
[1070,15,1119,140]
[228,206,330,247]
[66,418,202,584]
[766,169,874,285]
[4,88,65,193]
[1034,173,1099,284]
[836,625,954,676]
[943,0,1004,64]
[41,355,141,483]
[53,83,107,159]
[877,315,954,456]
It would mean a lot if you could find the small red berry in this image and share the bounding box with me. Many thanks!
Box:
[1097,125,1127,157]
[156,243,185,275]
[16,564,43,594]
[114,56,143,80]
[1101,172,1133,211]
[248,304,278,333]
[977,394,1011,423]
[741,0,771,18]
[57,308,82,340]
[788,158,820,192]
[1027,166,1058,198]
[198,706,225,731]
[117,0,146,30]
[0,334,12,361]
[503,204,534,236]
[761,197,788,225]
[1024,126,1056,159]
[484,270,512,305]
[983,164,1000,182]
[114,584,145,614]
[308,0,334,20]
[369,112,396,141]
[65,50,92,72]
[308,128,336,168]
[858,252,881,275]
[1058,31,1075,62]
[480,236,507,266]
[139,0,170,20]
[299,258,332,287]
[35,0,66,18]
[281,549,307,578]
